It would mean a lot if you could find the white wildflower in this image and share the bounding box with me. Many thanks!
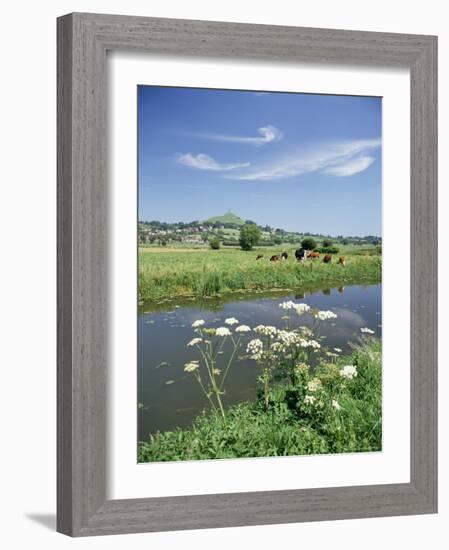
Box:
[315,310,338,321]
[213,368,221,375]
[304,395,316,405]
[300,339,321,349]
[215,327,231,337]
[333,347,342,353]
[254,325,278,337]
[360,327,375,334]
[271,341,284,353]
[187,337,202,347]
[225,317,239,325]
[279,300,296,310]
[294,303,311,314]
[184,361,199,372]
[307,379,321,392]
[235,324,251,333]
[340,365,358,379]
[277,330,300,346]
[332,399,341,411]
[192,319,205,328]
[247,338,263,359]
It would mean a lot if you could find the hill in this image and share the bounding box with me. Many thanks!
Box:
[204,211,245,226]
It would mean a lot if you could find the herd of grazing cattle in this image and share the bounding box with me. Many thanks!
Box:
[256,249,345,266]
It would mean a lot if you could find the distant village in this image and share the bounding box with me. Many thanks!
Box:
[138,212,381,248]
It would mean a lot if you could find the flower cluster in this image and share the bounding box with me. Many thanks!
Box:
[187,337,202,347]
[247,338,263,360]
[254,325,278,337]
[307,378,321,392]
[360,327,375,334]
[235,325,251,333]
[340,365,358,379]
[332,399,341,411]
[314,310,337,321]
[184,360,199,372]
[215,327,231,337]
[279,301,311,315]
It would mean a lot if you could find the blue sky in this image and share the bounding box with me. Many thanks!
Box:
[138,86,382,236]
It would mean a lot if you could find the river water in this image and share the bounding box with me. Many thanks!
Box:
[138,282,381,441]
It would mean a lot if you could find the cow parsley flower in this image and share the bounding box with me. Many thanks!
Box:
[184,361,199,372]
[294,303,311,314]
[304,395,316,405]
[315,310,338,321]
[247,338,263,359]
[279,300,296,310]
[307,379,321,392]
[187,337,202,347]
[300,339,321,349]
[225,317,239,326]
[332,399,341,411]
[213,368,221,375]
[235,325,251,333]
[333,347,342,353]
[254,325,278,337]
[360,327,375,334]
[215,327,231,337]
[192,319,205,328]
[340,365,358,379]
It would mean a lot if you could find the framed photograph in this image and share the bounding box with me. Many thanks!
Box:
[57,13,437,536]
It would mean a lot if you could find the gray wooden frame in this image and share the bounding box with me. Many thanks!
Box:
[57,12,438,537]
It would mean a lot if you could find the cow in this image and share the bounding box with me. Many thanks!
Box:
[270,255,280,262]
[256,254,264,260]
[295,248,306,262]
[323,254,332,263]
[338,256,345,266]
[281,252,288,260]
[308,251,320,259]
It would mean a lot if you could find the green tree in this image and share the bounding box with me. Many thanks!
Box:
[273,236,282,245]
[239,224,261,251]
[322,239,332,248]
[209,237,221,250]
[301,237,317,251]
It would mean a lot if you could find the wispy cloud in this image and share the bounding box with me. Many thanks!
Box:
[192,125,283,146]
[176,153,250,172]
[226,138,381,181]
[323,155,375,177]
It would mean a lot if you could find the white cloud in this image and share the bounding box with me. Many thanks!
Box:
[193,125,283,146]
[176,153,250,172]
[226,138,381,181]
[323,155,375,177]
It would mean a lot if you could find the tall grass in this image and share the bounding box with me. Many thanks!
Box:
[138,339,382,462]
[139,247,381,301]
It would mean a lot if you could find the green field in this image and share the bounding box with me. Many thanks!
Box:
[138,245,382,302]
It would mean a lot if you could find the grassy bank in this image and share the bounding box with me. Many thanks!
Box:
[138,340,382,462]
[139,246,382,301]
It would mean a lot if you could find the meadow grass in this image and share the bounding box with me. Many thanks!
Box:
[138,339,382,461]
[138,245,382,301]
